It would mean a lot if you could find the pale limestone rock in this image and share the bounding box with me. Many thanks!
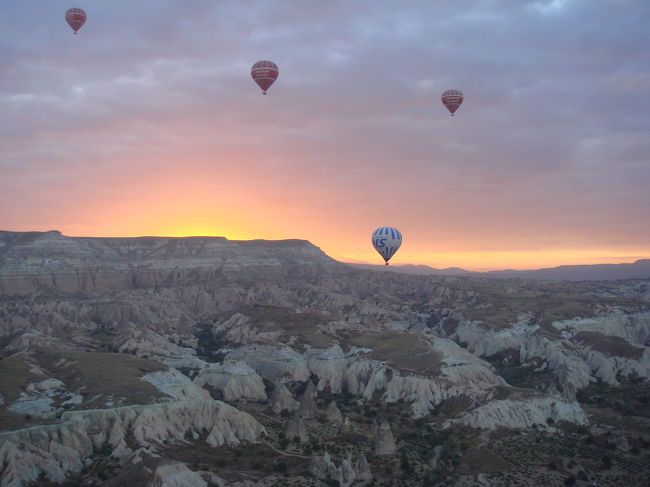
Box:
[305,380,317,398]
[305,346,349,393]
[338,456,356,487]
[163,355,208,371]
[374,421,396,455]
[297,390,319,419]
[355,452,373,481]
[582,348,650,386]
[198,471,227,486]
[270,382,299,414]
[151,462,207,487]
[325,401,343,424]
[309,451,338,480]
[0,440,69,487]
[309,451,369,487]
[142,368,212,401]
[225,345,311,382]
[310,338,508,418]
[211,313,281,345]
[231,338,514,420]
[286,415,309,444]
[119,329,199,365]
[0,232,337,296]
[476,473,491,486]
[7,378,69,418]
[364,357,499,417]
[192,361,267,401]
[0,399,265,487]
[454,310,650,400]
[340,416,353,433]
[456,395,588,429]
[555,311,650,347]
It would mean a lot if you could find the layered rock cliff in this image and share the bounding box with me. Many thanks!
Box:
[0,230,342,296]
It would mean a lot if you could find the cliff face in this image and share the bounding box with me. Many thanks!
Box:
[0,230,341,296]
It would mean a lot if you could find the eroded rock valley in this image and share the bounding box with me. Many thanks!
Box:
[1,231,649,486]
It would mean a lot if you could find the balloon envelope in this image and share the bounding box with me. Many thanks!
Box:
[441,89,463,116]
[372,227,402,265]
[65,8,86,33]
[251,60,279,94]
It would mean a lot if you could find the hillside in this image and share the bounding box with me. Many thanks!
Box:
[0,231,649,487]
[351,259,650,281]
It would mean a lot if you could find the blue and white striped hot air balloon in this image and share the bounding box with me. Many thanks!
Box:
[371,227,402,265]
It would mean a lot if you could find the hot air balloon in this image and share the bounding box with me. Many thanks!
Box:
[251,60,279,95]
[372,227,402,265]
[65,8,86,34]
[441,89,463,116]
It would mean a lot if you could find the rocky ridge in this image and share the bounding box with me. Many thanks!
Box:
[0,399,265,487]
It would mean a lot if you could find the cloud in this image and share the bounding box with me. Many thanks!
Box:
[1,0,648,268]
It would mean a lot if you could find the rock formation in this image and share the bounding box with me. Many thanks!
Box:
[286,414,309,444]
[228,339,510,419]
[192,361,267,401]
[304,379,317,398]
[226,345,311,383]
[455,395,588,429]
[0,399,265,487]
[0,231,342,296]
[309,451,338,480]
[151,461,208,487]
[270,382,299,414]
[297,389,319,419]
[452,310,650,400]
[309,450,372,487]
[374,421,397,455]
[325,400,343,424]
[2,231,649,485]
[338,454,356,487]
[7,378,79,418]
[340,416,353,433]
[355,452,373,481]
[143,369,211,401]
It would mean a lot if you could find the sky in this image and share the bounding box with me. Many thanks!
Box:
[1,0,649,271]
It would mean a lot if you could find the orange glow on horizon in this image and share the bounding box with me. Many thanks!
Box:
[4,154,647,273]
[341,249,650,272]
[31,216,648,272]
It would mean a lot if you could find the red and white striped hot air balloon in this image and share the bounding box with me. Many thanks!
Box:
[441,89,463,116]
[65,8,87,34]
[251,60,279,95]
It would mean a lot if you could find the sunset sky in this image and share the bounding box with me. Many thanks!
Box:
[1,1,649,270]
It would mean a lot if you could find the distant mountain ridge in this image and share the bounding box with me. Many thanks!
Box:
[1,230,648,283]
[349,263,476,277]
[349,259,650,281]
